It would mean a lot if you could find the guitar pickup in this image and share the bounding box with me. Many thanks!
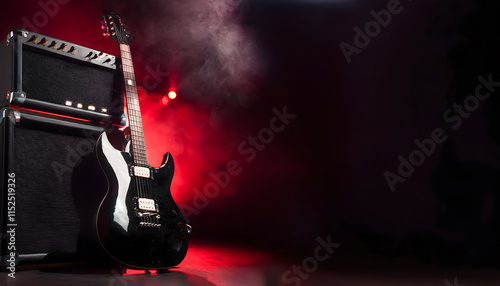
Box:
[128,165,153,179]
[137,198,156,211]
[130,166,151,178]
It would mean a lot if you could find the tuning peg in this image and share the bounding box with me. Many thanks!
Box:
[101,24,107,30]
[103,32,110,37]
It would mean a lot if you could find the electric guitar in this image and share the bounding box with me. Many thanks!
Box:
[95,10,190,269]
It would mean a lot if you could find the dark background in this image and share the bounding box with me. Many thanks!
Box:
[1,0,500,268]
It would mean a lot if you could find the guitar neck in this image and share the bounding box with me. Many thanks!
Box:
[119,43,148,166]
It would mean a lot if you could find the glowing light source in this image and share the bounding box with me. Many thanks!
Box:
[168,91,177,100]
[161,96,171,106]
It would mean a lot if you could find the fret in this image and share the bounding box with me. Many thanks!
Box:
[123,68,134,75]
[130,123,143,127]
[121,52,131,59]
[129,100,140,106]
[129,113,141,119]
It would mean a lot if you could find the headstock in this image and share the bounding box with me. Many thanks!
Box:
[100,10,132,45]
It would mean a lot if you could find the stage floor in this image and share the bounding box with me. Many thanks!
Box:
[2,241,500,286]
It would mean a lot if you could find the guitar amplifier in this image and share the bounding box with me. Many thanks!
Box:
[0,107,124,267]
[0,29,124,124]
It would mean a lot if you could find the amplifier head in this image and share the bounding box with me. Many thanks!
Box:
[0,29,124,124]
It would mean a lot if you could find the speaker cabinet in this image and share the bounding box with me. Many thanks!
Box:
[0,107,123,266]
[0,29,124,124]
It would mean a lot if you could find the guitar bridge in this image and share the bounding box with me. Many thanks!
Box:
[134,197,161,229]
[137,212,161,229]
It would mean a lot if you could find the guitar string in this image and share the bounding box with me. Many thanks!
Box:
[130,95,145,202]
[122,44,159,226]
[132,78,152,202]
[134,104,148,224]
[123,56,144,201]
[135,95,155,223]
[136,112,149,201]
[128,95,144,225]
[138,110,153,203]
[123,54,147,214]
[130,51,151,225]
[124,50,142,199]
[146,169,153,221]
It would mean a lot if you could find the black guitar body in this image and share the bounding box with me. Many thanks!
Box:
[95,132,189,269]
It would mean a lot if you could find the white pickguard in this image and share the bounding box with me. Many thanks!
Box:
[99,132,131,232]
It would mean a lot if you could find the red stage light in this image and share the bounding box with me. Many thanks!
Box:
[168,91,177,100]
[161,95,171,106]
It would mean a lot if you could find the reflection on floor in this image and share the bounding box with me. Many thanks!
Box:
[2,241,500,286]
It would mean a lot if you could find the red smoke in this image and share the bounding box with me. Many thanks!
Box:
[139,90,240,205]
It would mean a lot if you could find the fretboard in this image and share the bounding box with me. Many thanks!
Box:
[119,43,148,166]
